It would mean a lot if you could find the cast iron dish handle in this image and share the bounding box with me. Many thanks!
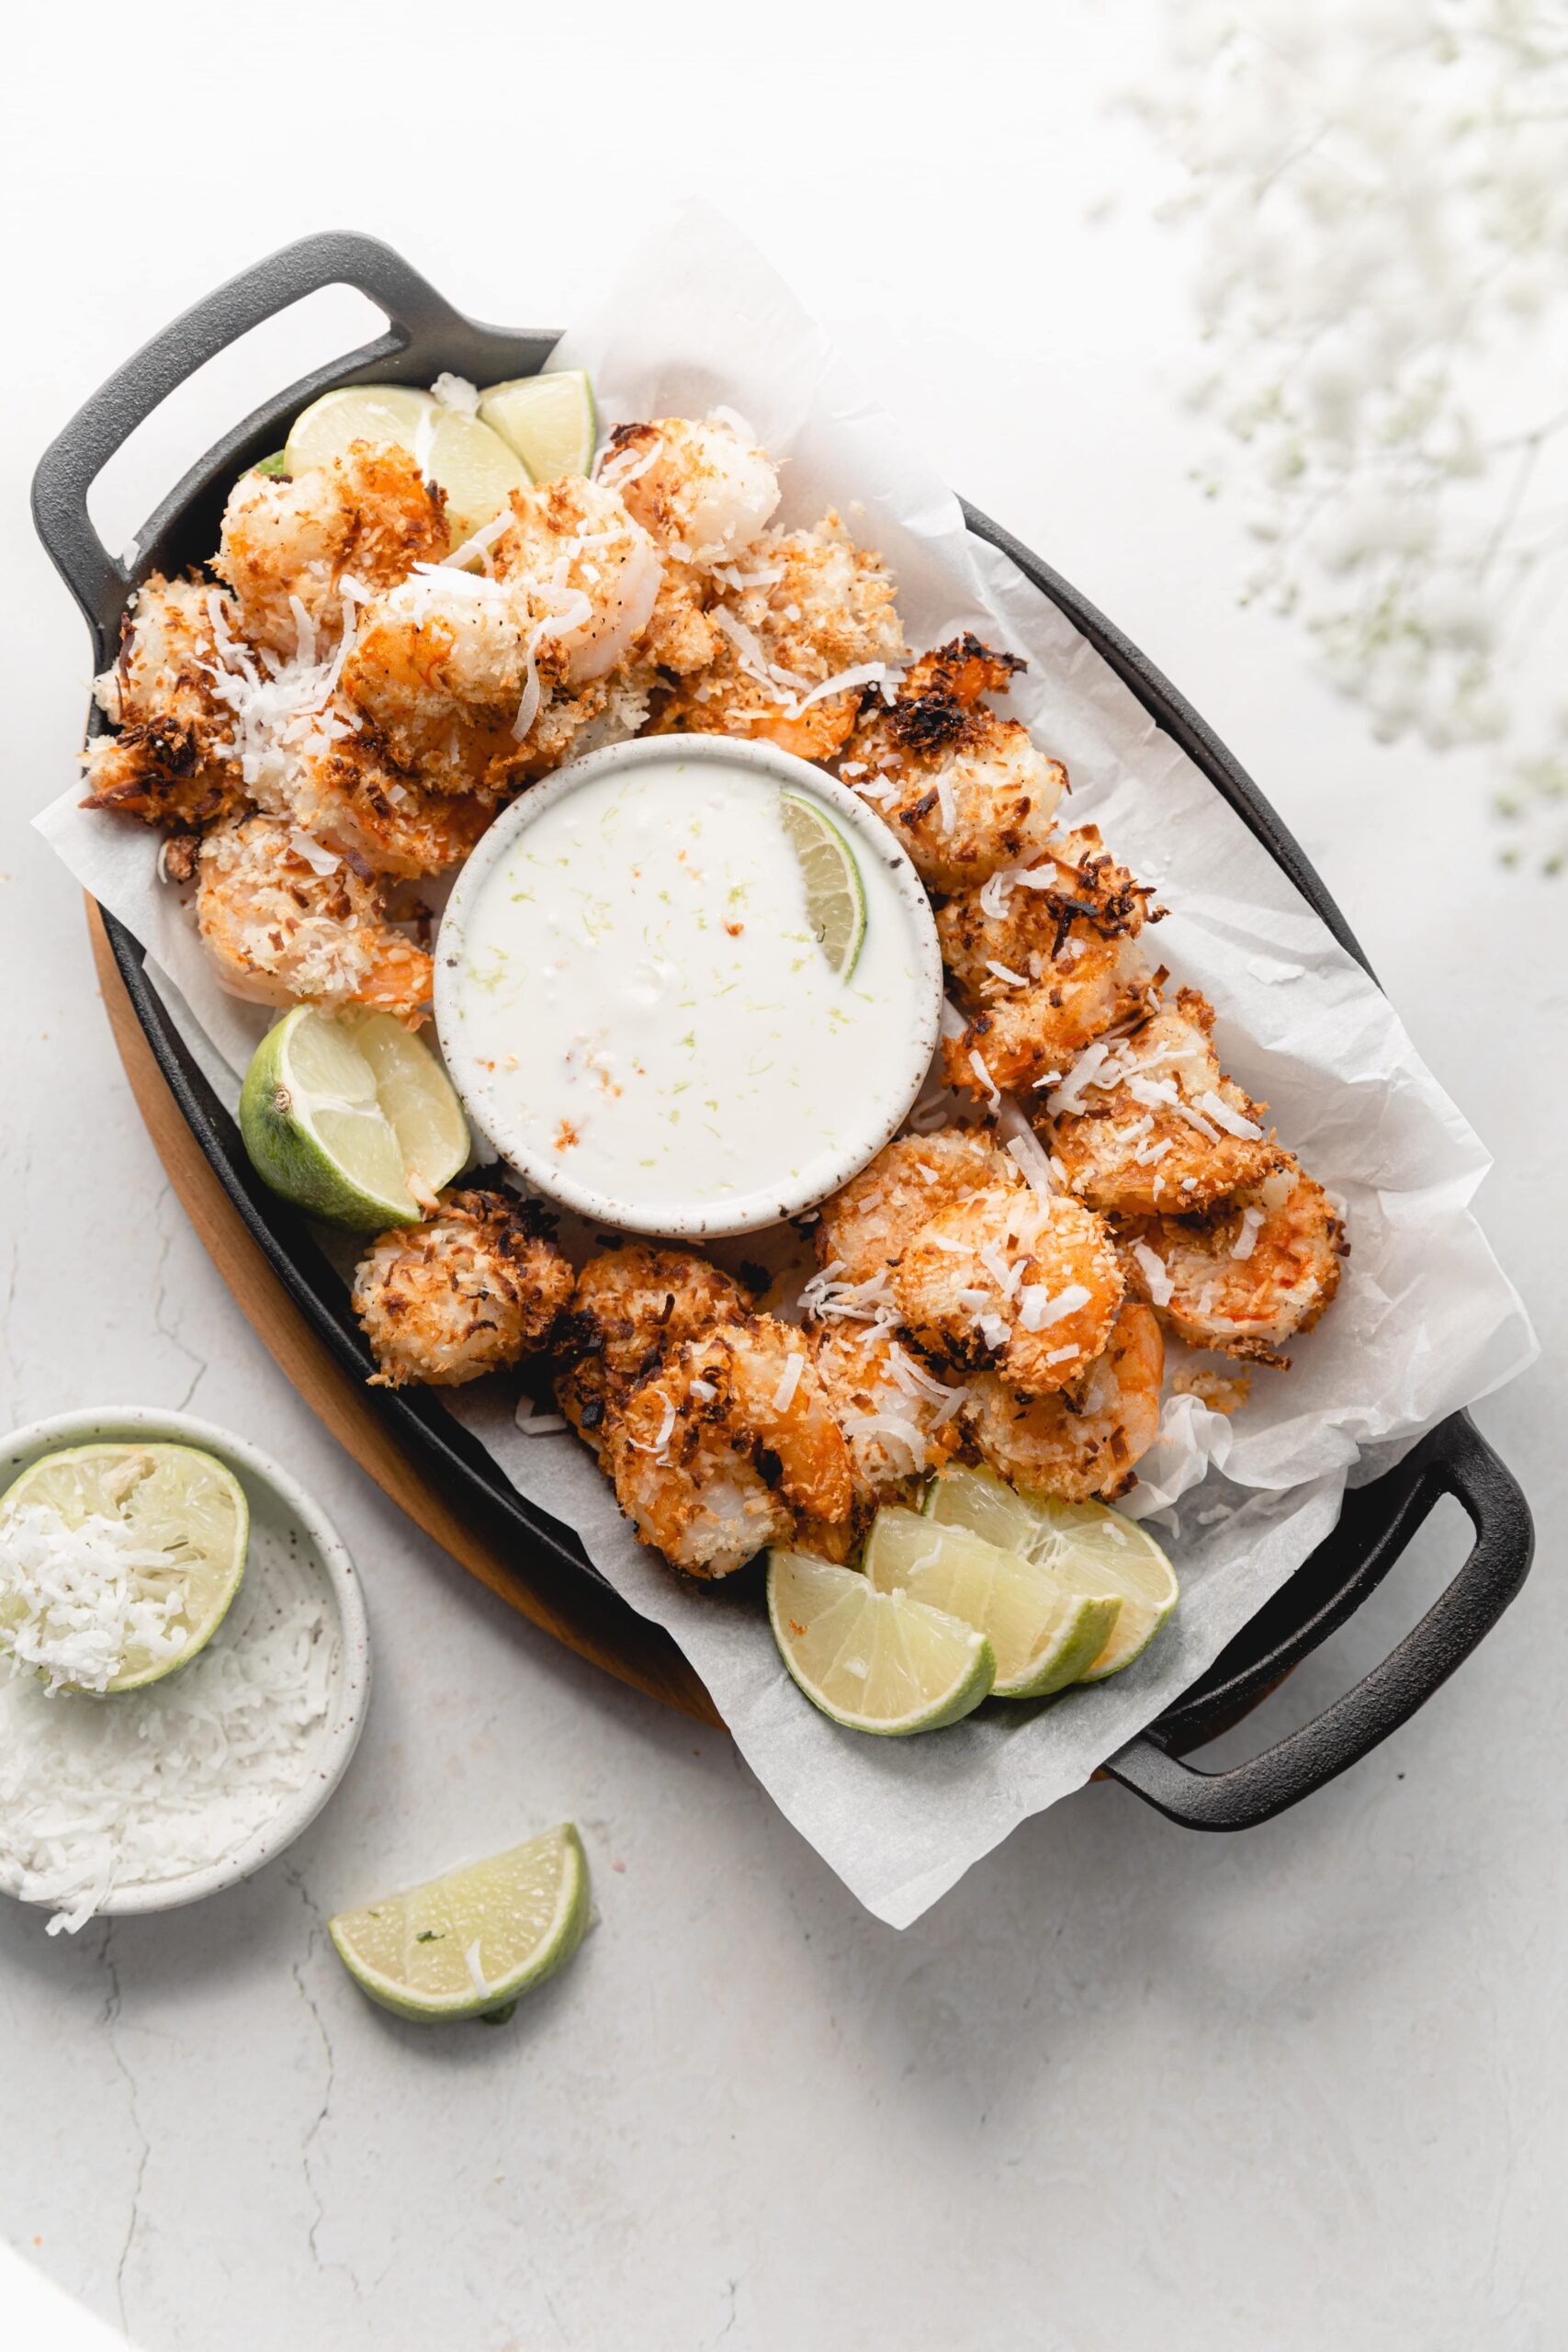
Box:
[1101,1412,1532,1828]
[31,232,478,654]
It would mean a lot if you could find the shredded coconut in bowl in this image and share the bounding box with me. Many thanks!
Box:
[0,1566,334,1936]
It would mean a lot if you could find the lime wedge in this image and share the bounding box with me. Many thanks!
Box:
[283,384,529,548]
[329,1826,590,2023]
[864,1505,1121,1699]
[422,405,531,548]
[478,370,596,482]
[768,1548,994,1734]
[240,1003,468,1231]
[924,1465,1179,1680]
[779,792,866,979]
[284,384,436,474]
[0,1442,248,1694]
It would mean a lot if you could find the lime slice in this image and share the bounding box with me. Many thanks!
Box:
[779,792,866,979]
[767,1548,994,1734]
[328,1826,590,2022]
[240,1003,468,1231]
[283,385,529,549]
[0,1442,248,1694]
[478,370,596,482]
[284,384,436,474]
[864,1505,1121,1699]
[422,405,531,548]
[924,1465,1179,1680]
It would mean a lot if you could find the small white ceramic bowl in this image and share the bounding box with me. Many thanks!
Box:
[0,1407,369,1919]
[434,733,943,1238]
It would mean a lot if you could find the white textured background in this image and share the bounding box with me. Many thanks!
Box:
[1,6,1559,2346]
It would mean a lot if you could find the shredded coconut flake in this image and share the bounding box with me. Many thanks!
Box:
[432,372,480,414]
[0,1571,332,1934]
[1231,1205,1267,1261]
[1198,1090,1265,1141]
[1131,1241,1175,1306]
[771,1354,805,1414]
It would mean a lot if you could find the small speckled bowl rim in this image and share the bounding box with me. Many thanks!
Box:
[0,1406,370,1918]
[434,733,945,1238]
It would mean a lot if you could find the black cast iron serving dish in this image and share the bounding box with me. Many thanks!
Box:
[32,232,1535,1830]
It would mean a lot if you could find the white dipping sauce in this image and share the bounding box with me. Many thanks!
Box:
[439,748,939,1231]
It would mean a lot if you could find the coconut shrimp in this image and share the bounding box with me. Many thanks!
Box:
[1040,988,1282,1220]
[655,512,905,760]
[555,1244,753,1455]
[962,1302,1164,1503]
[195,812,434,1023]
[1122,1161,1347,1366]
[335,567,536,797]
[839,636,1066,891]
[807,1321,967,1511]
[80,576,246,830]
[599,1316,853,1577]
[215,442,448,655]
[814,1128,1003,1294]
[491,473,663,686]
[940,826,1160,1097]
[893,1159,1126,1398]
[286,732,498,879]
[352,1193,573,1389]
[600,415,781,567]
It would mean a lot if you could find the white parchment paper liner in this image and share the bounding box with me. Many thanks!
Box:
[37,203,1535,1928]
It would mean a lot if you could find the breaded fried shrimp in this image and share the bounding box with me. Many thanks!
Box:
[655,513,904,760]
[1041,988,1281,1218]
[601,416,781,566]
[81,576,246,829]
[940,827,1160,1097]
[286,734,497,879]
[895,1173,1124,1398]
[216,442,448,654]
[600,1316,852,1577]
[814,1129,1001,1290]
[840,636,1066,891]
[196,812,434,1023]
[491,473,663,685]
[806,1321,966,1509]
[963,1302,1164,1502]
[352,1192,573,1389]
[555,1244,753,1453]
[1122,1161,1347,1366]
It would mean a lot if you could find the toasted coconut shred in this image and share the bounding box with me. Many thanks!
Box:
[0,1574,332,1934]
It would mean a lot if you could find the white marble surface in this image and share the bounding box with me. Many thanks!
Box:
[3,6,1561,2346]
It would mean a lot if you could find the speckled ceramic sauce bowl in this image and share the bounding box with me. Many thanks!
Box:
[434,734,943,1238]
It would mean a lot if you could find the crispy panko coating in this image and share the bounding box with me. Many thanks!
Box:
[895,1171,1125,1398]
[962,1302,1164,1503]
[600,415,781,566]
[814,1128,1001,1285]
[335,568,536,797]
[1121,1161,1347,1367]
[196,812,433,1023]
[1039,988,1282,1219]
[338,478,660,794]
[352,1192,573,1390]
[806,1320,966,1515]
[215,441,449,654]
[840,635,1065,890]
[940,827,1161,1097]
[81,576,246,829]
[555,1244,753,1454]
[816,1132,1124,1398]
[282,732,498,880]
[491,473,663,685]
[655,512,905,760]
[600,1316,852,1578]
